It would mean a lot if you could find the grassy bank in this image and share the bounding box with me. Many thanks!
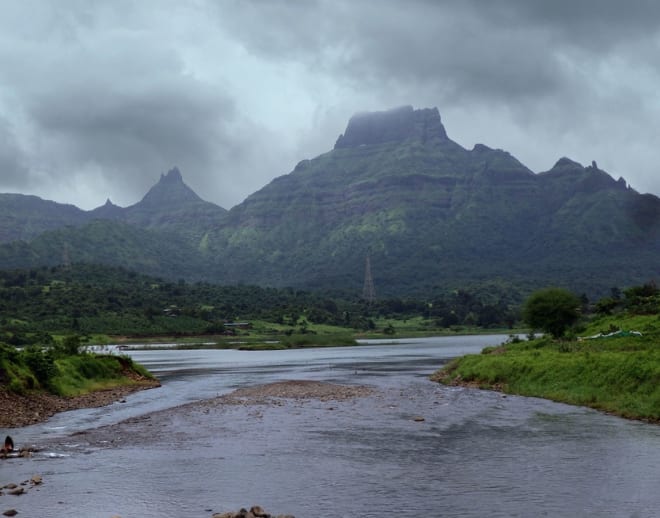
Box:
[1,341,156,397]
[432,315,660,422]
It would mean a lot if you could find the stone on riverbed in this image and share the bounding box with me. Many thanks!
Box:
[211,505,294,518]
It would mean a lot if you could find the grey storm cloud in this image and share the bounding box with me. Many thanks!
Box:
[218,0,660,108]
[0,0,659,208]
[0,117,29,188]
[28,78,238,191]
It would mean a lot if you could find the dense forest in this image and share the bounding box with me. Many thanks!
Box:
[0,263,529,342]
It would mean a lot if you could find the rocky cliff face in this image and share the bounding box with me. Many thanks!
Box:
[334,105,448,148]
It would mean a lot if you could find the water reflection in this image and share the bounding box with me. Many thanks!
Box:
[5,335,660,518]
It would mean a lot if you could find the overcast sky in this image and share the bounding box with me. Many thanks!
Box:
[1,1,659,210]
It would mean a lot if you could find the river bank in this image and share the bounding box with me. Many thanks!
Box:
[431,334,660,424]
[6,338,660,518]
[0,378,160,428]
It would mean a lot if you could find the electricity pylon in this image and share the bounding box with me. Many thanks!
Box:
[362,254,376,303]
[62,242,71,269]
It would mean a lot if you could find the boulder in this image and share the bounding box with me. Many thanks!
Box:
[212,507,292,518]
[250,506,270,517]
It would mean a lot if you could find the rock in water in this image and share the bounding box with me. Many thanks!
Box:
[212,506,293,518]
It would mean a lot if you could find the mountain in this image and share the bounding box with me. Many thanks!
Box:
[122,167,227,237]
[205,105,660,295]
[0,166,227,246]
[0,219,206,280]
[0,167,226,276]
[0,106,659,297]
[90,167,228,241]
[0,193,87,242]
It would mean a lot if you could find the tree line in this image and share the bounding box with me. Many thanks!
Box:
[0,264,524,341]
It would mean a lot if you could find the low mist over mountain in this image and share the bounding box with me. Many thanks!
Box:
[1,106,659,297]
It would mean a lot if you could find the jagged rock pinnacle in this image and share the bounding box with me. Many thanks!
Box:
[160,167,183,183]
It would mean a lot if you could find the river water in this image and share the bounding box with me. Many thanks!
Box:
[3,335,660,517]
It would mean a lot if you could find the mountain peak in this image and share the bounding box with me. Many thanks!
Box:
[551,157,583,171]
[160,167,183,184]
[137,167,204,208]
[334,105,448,149]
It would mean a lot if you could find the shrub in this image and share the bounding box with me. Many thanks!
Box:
[523,288,580,339]
[22,346,57,388]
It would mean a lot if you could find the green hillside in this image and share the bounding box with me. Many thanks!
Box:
[204,106,660,296]
[0,106,659,298]
[0,220,207,281]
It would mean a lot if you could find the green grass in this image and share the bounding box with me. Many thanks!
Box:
[432,331,660,422]
[361,315,521,338]
[1,342,155,397]
[279,333,356,348]
[223,333,357,351]
[51,355,126,396]
[580,313,660,337]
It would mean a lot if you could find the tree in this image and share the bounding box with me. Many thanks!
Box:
[522,288,580,339]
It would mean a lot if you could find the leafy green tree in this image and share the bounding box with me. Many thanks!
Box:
[522,288,580,339]
[594,296,617,315]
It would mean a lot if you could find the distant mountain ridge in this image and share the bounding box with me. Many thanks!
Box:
[0,167,227,244]
[0,106,659,297]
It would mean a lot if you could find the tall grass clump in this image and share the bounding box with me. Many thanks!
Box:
[1,337,155,397]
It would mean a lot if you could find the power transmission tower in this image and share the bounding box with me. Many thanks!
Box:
[362,254,376,303]
[62,242,71,269]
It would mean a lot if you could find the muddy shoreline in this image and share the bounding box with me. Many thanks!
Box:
[1,379,370,432]
[50,380,376,449]
[0,379,161,429]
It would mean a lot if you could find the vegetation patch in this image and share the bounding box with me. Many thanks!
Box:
[0,340,156,398]
[432,283,660,423]
[0,264,522,341]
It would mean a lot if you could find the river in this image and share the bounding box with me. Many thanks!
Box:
[3,335,660,517]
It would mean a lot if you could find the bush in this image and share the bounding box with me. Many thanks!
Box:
[523,288,580,339]
[54,335,82,356]
[22,346,57,388]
